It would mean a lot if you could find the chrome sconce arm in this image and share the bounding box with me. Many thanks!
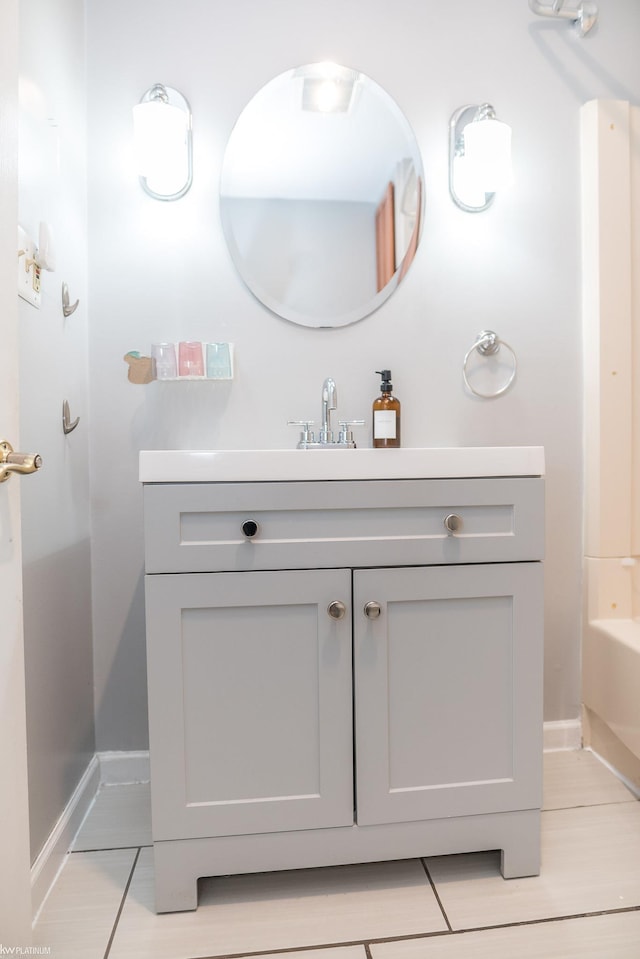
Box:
[449,104,493,213]
[133,83,193,201]
[449,103,512,213]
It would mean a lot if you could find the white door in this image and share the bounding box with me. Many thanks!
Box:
[0,0,34,945]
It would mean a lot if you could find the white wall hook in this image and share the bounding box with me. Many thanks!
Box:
[62,282,79,317]
[62,400,80,435]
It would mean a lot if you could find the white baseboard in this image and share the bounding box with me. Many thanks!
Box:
[31,754,100,923]
[97,750,150,785]
[543,718,583,752]
[30,750,150,923]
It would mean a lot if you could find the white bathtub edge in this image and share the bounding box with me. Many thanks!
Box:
[584,617,640,762]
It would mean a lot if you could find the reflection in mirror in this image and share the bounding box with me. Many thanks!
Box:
[220,63,424,328]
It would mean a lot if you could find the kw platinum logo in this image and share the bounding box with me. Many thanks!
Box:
[0,948,52,956]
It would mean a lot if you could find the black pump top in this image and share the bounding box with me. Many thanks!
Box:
[376,369,393,392]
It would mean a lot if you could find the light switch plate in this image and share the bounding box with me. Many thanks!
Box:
[17,226,41,308]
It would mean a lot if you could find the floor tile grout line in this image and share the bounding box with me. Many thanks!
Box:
[363,944,374,959]
[71,843,152,854]
[543,798,639,812]
[103,846,141,959]
[364,904,640,942]
[448,903,640,936]
[420,857,452,932]
[183,904,640,959]
[186,936,450,959]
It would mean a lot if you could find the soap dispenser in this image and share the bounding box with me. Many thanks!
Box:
[372,369,401,448]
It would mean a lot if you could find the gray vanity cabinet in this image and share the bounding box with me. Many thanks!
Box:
[145,567,354,841]
[353,562,543,827]
[143,476,544,913]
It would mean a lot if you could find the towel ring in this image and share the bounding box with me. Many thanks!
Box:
[463,330,517,398]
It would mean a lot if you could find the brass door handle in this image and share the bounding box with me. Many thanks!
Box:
[0,440,43,483]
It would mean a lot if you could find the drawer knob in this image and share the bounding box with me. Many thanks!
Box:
[327,601,347,620]
[364,601,381,620]
[444,513,462,534]
[241,519,259,538]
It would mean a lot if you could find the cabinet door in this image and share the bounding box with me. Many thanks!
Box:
[353,563,543,826]
[146,568,353,840]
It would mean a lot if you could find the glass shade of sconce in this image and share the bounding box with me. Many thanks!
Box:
[133,83,193,201]
[449,103,512,212]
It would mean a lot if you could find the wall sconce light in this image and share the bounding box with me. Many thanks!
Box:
[449,103,512,213]
[133,83,192,201]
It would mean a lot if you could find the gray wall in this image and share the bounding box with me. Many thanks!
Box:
[19,0,94,861]
[85,0,640,751]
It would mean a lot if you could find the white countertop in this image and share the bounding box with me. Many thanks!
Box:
[139,446,545,483]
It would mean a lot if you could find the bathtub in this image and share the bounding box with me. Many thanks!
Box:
[583,617,640,791]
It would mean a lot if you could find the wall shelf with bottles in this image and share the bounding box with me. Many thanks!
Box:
[124,342,234,384]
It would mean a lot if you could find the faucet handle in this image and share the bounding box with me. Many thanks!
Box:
[287,420,316,448]
[288,419,315,429]
[338,419,365,448]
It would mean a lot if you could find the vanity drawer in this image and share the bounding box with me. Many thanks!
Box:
[143,477,544,573]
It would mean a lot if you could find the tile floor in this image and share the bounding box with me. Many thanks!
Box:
[33,750,640,959]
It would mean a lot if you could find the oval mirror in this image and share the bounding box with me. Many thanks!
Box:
[220,63,424,328]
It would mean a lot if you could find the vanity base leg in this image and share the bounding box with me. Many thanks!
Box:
[500,819,541,879]
[153,843,198,913]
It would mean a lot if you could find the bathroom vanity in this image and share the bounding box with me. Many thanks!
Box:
[140,447,545,913]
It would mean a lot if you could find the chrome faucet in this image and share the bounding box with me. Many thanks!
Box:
[288,378,365,449]
[320,377,337,444]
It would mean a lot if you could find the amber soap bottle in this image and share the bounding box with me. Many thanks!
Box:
[372,369,401,448]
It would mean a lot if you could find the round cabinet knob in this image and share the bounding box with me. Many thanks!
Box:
[327,601,346,620]
[364,601,382,620]
[444,513,462,534]
[241,519,259,538]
